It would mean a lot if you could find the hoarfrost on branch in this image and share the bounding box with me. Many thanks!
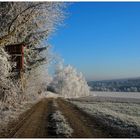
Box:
[51,64,90,98]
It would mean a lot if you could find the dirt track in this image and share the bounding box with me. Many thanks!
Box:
[1,98,111,138]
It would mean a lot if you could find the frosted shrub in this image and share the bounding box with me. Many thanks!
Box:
[52,64,90,98]
[24,66,52,101]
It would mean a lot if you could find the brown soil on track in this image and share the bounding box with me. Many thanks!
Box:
[8,99,50,138]
[0,98,111,138]
[57,98,110,138]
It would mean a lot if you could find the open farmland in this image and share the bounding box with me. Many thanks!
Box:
[70,91,140,137]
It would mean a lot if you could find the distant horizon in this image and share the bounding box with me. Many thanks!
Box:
[87,76,140,82]
[50,2,140,81]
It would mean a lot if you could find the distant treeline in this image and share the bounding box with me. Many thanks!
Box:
[88,78,140,92]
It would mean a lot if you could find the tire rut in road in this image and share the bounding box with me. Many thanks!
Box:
[8,99,49,138]
[6,100,45,138]
[7,98,70,138]
[13,100,48,138]
[2,98,111,138]
[56,98,111,138]
[47,99,58,137]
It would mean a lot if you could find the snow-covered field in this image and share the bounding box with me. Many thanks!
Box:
[91,91,140,99]
[76,91,140,103]
[70,91,140,137]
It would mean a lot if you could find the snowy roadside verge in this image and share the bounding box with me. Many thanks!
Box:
[0,99,40,137]
[70,101,140,137]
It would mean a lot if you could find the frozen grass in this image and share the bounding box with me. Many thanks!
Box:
[71,100,140,137]
[50,110,73,137]
[0,98,42,136]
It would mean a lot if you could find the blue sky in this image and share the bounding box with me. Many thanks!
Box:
[49,2,140,81]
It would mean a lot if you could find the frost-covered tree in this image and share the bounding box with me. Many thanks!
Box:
[0,2,64,46]
[0,2,66,107]
[0,48,23,109]
[0,2,65,72]
[0,48,11,102]
[24,66,51,101]
[51,64,90,98]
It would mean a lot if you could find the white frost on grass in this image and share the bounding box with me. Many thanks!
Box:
[71,101,140,137]
[0,100,37,135]
[51,110,73,137]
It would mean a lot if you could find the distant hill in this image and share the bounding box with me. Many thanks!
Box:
[88,78,140,92]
